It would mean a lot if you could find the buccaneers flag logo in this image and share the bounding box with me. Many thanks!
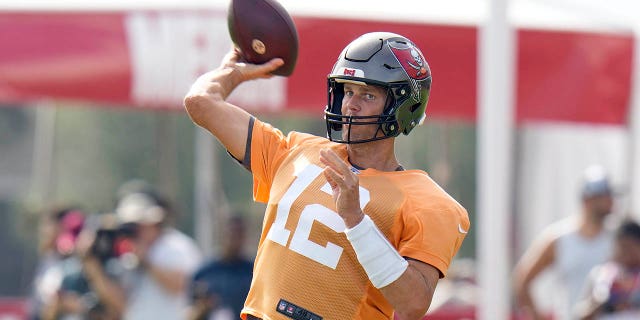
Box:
[389,43,430,80]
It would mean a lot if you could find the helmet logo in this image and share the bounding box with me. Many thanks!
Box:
[407,49,428,77]
[389,43,430,80]
[336,67,364,78]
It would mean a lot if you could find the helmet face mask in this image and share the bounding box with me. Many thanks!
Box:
[325,32,431,144]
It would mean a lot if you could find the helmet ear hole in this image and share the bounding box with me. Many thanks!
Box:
[410,103,421,113]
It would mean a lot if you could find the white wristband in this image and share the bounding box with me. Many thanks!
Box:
[345,215,408,288]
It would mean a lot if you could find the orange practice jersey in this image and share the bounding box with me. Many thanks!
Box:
[241,119,470,320]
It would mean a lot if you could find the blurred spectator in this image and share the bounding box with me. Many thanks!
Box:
[41,212,126,320]
[514,165,616,320]
[188,215,253,320]
[80,182,202,319]
[29,207,86,320]
[575,220,640,319]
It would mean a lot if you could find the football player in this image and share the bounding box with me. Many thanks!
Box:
[184,32,470,320]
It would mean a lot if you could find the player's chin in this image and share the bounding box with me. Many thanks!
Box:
[342,127,376,142]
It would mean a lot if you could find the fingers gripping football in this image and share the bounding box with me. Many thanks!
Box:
[220,49,284,82]
[319,149,364,228]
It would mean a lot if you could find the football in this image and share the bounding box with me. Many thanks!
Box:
[227,0,299,76]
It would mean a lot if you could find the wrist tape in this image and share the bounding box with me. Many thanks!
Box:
[345,215,408,288]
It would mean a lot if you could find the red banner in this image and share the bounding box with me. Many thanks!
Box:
[0,12,633,124]
[0,13,131,104]
[516,29,633,125]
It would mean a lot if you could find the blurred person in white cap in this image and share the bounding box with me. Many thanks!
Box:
[514,165,617,320]
[81,183,202,320]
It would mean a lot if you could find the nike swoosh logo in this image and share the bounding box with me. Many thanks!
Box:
[458,224,468,234]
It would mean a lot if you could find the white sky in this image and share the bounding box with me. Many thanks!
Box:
[2,0,639,32]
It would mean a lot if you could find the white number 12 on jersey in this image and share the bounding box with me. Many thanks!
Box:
[266,163,370,269]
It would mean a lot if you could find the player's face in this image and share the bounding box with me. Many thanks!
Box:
[341,83,387,141]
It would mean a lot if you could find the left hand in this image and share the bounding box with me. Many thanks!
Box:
[319,148,364,228]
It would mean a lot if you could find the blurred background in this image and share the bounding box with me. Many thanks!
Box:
[1,0,639,319]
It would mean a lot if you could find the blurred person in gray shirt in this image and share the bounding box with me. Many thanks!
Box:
[514,165,616,320]
[79,183,202,320]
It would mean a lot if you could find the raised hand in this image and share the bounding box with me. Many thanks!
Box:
[319,148,364,228]
[220,48,284,82]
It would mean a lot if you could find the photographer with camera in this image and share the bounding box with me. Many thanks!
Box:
[80,185,202,319]
[37,208,128,320]
[32,207,100,320]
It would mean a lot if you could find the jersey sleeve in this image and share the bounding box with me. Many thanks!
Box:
[250,119,309,203]
[396,193,470,277]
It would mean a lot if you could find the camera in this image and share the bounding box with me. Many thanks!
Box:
[89,217,138,262]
